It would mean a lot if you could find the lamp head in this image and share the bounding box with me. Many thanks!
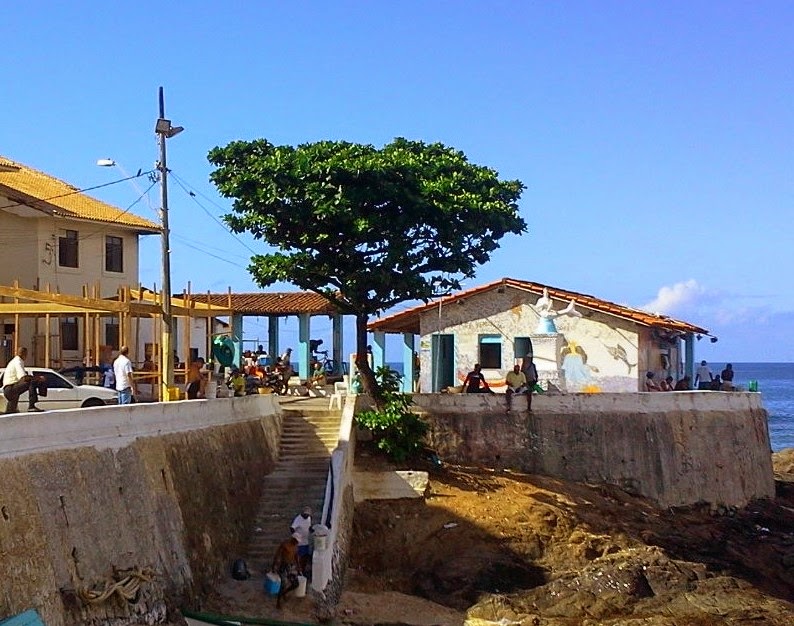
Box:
[96,159,116,167]
[155,118,185,137]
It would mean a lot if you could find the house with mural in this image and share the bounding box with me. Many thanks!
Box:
[0,155,161,366]
[368,277,711,393]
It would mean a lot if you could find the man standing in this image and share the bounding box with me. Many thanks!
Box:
[520,354,539,411]
[504,364,527,413]
[694,360,713,391]
[280,348,294,381]
[290,505,313,574]
[2,347,42,413]
[113,346,135,404]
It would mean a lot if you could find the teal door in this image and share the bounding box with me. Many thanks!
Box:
[431,334,455,392]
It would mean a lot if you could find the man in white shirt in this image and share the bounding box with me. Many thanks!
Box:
[113,346,136,405]
[694,360,713,391]
[290,505,313,574]
[2,347,42,413]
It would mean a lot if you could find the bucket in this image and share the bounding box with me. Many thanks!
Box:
[264,572,281,595]
[295,575,307,598]
[167,386,182,401]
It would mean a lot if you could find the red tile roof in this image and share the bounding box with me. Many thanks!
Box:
[200,292,342,315]
[367,277,710,336]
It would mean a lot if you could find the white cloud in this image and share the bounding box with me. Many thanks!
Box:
[641,279,708,315]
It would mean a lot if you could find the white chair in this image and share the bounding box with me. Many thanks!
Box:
[329,380,348,410]
[287,376,303,396]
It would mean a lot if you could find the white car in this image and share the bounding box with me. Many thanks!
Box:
[0,367,118,413]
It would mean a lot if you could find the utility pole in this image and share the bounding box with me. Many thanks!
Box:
[154,87,183,401]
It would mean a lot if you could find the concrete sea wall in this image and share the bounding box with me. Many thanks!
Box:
[415,391,775,508]
[0,396,281,626]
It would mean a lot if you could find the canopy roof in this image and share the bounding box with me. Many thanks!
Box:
[200,291,341,316]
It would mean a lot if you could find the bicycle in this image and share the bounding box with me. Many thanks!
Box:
[311,350,337,376]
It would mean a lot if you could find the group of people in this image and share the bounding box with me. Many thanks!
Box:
[225,346,325,397]
[695,360,736,391]
[270,505,315,609]
[645,361,736,392]
[462,354,540,413]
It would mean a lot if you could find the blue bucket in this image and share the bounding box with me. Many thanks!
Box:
[264,572,281,595]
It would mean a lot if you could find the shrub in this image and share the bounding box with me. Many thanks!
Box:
[355,366,428,462]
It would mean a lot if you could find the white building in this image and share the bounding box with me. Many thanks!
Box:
[368,277,712,392]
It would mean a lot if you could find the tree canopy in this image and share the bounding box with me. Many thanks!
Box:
[208,137,526,395]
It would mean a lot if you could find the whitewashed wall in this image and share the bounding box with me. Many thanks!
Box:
[417,287,666,393]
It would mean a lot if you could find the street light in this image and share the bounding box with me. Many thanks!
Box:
[154,86,183,402]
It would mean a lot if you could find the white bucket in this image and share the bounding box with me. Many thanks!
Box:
[313,533,327,551]
[295,575,307,598]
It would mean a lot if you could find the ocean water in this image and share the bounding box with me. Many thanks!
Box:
[732,362,794,452]
[387,361,794,452]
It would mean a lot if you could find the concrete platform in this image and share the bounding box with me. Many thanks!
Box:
[353,470,429,502]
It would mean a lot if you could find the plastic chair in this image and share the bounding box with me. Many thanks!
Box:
[329,380,348,409]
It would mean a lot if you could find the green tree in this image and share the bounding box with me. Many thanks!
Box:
[208,137,526,401]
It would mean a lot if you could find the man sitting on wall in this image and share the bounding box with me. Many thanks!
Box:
[463,363,494,394]
[504,364,528,413]
[2,347,43,413]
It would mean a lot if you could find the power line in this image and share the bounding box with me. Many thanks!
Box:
[0,170,156,212]
[169,171,258,255]
[169,234,249,268]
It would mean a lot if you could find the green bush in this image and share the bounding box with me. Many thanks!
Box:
[356,366,428,462]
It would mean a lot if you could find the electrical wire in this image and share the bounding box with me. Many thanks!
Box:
[0,170,156,212]
[169,172,258,255]
[169,234,249,268]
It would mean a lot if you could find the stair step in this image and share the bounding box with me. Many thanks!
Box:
[241,406,341,564]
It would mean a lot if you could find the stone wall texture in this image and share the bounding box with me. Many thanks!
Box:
[416,391,775,508]
[0,398,281,626]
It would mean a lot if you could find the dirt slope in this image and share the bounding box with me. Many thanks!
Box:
[341,448,794,625]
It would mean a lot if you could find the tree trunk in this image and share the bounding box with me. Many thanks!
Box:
[355,313,382,407]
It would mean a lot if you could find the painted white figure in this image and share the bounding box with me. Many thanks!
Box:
[533,287,581,333]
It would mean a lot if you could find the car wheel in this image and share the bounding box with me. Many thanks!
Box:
[81,398,105,408]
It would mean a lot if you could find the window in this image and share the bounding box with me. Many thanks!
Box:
[105,235,123,273]
[514,337,532,360]
[61,317,78,351]
[478,334,502,369]
[42,371,73,390]
[58,230,79,268]
[105,320,119,350]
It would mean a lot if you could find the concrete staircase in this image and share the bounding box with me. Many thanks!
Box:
[245,398,342,569]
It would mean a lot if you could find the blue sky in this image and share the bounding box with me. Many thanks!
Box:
[3,1,793,362]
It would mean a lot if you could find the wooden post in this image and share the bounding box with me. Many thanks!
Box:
[12,279,19,354]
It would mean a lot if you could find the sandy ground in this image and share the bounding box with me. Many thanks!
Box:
[199,447,794,625]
